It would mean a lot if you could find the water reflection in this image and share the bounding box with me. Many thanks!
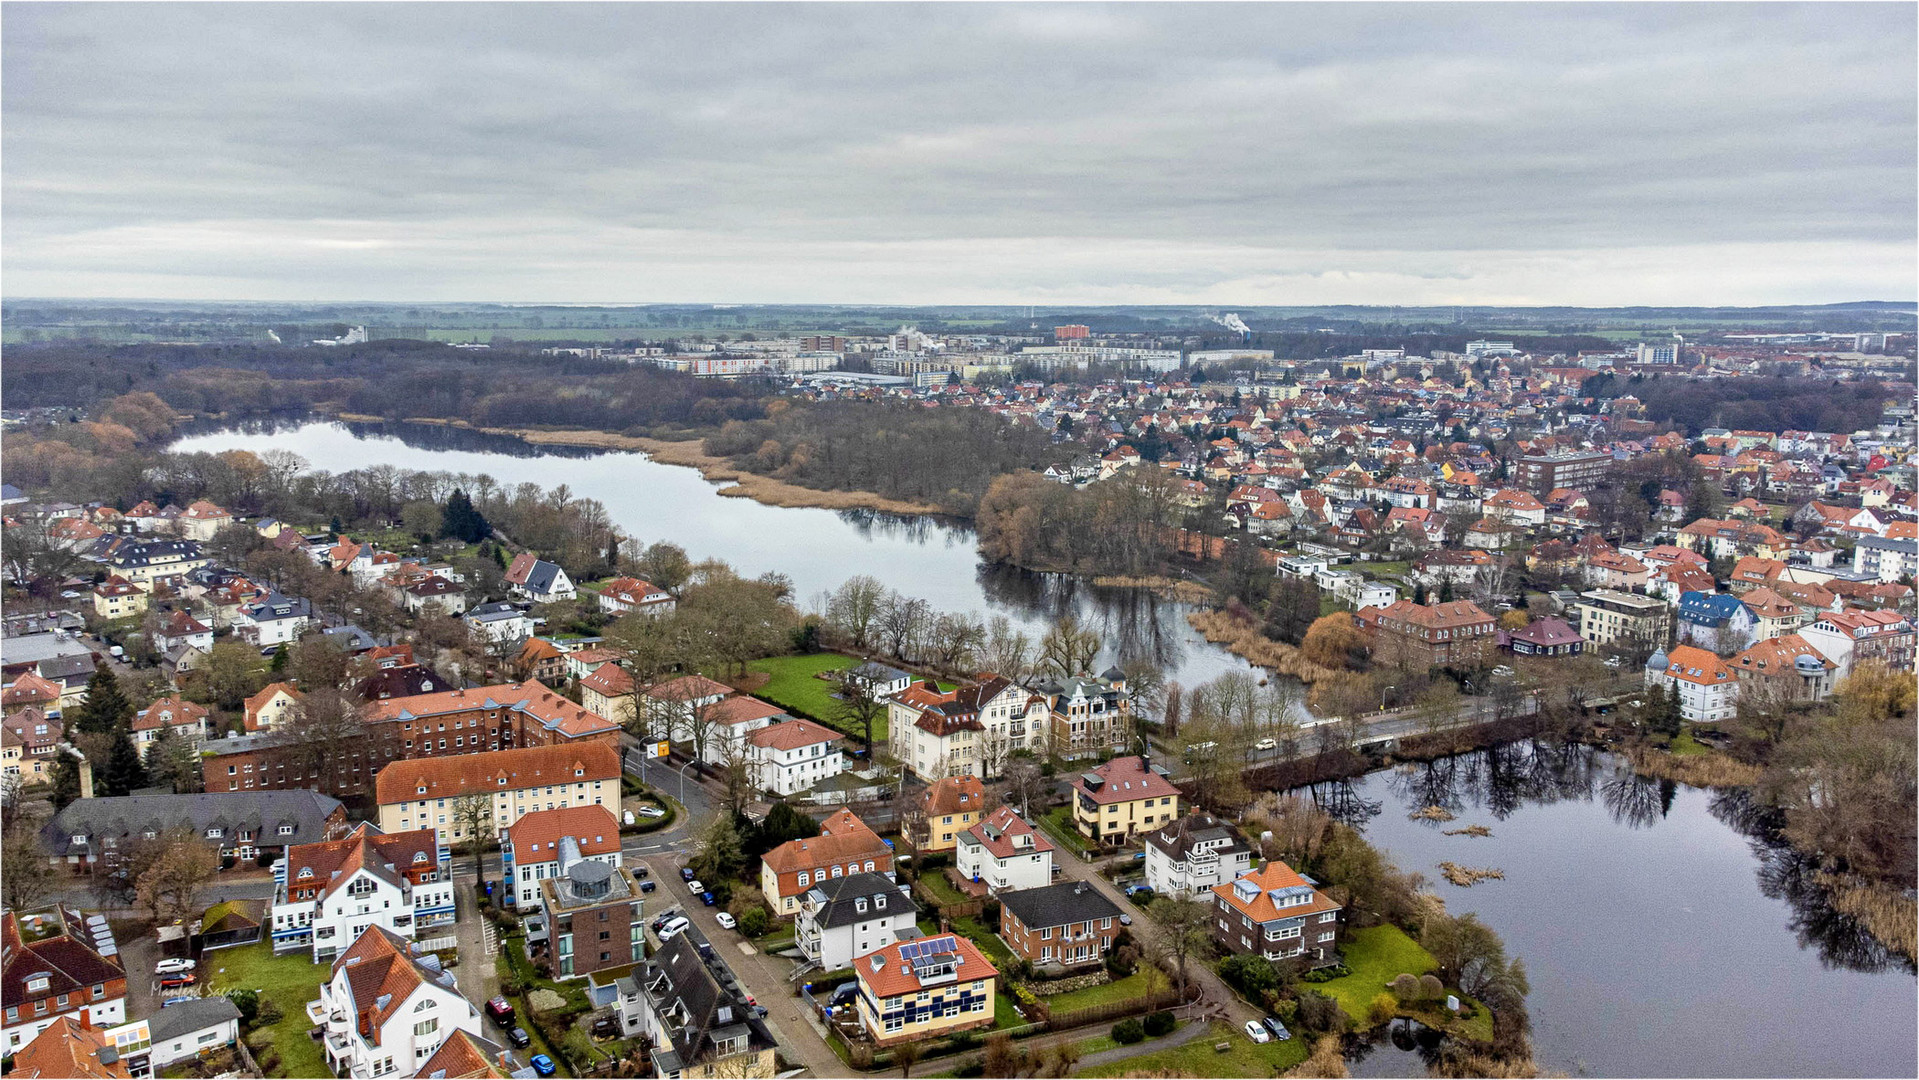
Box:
[1712,788,1916,976]
[1344,1019,1448,1078]
[1382,739,1600,826]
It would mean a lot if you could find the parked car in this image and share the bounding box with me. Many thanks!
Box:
[507,1027,531,1048]
[1244,1020,1272,1044]
[1263,1017,1292,1041]
[485,997,515,1024]
[1254,737,1278,751]
[633,865,650,878]
[650,909,682,933]
[700,890,717,907]
[639,880,657,893]
[154,958,196,976]
[658,916,691,942]
[1119,913,1132,926]
[530,1053,557,1077]
[715,912,737,930]
[637,805,666,818]
[160,996,195,1008]
[688,879,705,894]
[680,867,696,882]
[158,975,196,989]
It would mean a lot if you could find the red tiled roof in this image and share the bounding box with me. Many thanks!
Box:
[10,1016,130,1080]
[1209,860,1342,924]
[856,933,997,999]
[1071,755,1180,806]
[921,776,986,818]
[362,680,615,740]
[747,717,840,751]
[961,805,1055,860]
[374,741,620,804]
[505,805,621,863]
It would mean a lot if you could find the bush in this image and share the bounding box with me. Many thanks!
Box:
[226,989,260,1026]
[1389,973,1420,999]
[1368,992,1398,1025]
[1103,949,1135,977]
[256,999,283,1025]
[1143,1011,1176,1037]
[1112,1018,1146,1044]
[1418,973,1445,1001]
[1294,990,1347,1036]
[1300,962,1351,983]
[739,907,770,937]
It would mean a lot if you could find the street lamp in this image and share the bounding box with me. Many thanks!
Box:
[1381,685,1396,712]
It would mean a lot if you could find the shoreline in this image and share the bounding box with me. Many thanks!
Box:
[330,414,950,517]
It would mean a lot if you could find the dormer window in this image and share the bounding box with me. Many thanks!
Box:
[417,785,428,795]
[299,867,314,879]
[206,828,223,839]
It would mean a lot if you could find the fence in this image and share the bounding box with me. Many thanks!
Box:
[416,934,458,953]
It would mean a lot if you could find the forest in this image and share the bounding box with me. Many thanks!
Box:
[1592,374,1891,436]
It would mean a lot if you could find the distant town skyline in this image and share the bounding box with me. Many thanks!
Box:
[4,3,1914,305]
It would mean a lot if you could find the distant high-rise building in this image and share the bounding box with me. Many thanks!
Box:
[1635,342,1680,364]
[1464,340,1518,357]
[1054,324,1091,341]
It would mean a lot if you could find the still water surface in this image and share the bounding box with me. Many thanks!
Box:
[169,418,1248,688]
[1306,745,1917,1078]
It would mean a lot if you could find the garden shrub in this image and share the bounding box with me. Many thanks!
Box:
[1389,973,1420,999]
[1143,1011,1176,1037]
[256,1000,283,1025]
[1368,992,1398,1025]
[1418,974,1445,1000]
[739,907,770,937]
[1294,990,1347,1035]
[1112,1018,1146,1044]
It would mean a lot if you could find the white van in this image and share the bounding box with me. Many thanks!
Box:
[657,916,691,942]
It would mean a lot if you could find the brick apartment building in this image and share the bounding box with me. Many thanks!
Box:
[201,681,618,802]
[1370,599,1497,669]
[1514,450,1614,495]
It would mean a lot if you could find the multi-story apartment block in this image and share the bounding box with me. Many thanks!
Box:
[540,839,645,981]
[1513,450,1614,494]
[1371,599,1498,669]
[855,934,998,1047]
[1143,813,1254,900]
[1069,755,1181,845]
[955,806,1055,895]
[1032,671,1132,762]
[996,882,1122,970]
[1853,536,1917,583]
[796,872,919,971]
[1209,860,1343,968]
[889,675,1049,781]
[308,926,481,1079]
[501,805,623,912]
[1,909,127,1055]
[759,808,895,918]
[1801,609,1915,674]
[627,934,779,1079]
[270,824,453,961]
[45,789,347,873]
[915,775,987,854]
[1575,590,1671,654]
[374,742,623,842]
[1643,646,1739,724]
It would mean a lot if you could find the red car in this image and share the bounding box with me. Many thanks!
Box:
[158,974,197,989]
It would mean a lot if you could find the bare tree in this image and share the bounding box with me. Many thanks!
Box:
[927,612,986,676]
[451,793,494,892]
[982,616,1036,686]
[1,819,55,914]
[1001,758,1047,820]
[135,830,219,924]
[1144,896,1215,1002]
[878,593,930,663]
[1039,615,1101,677]
[826,575,887,651]
[275,687,365,794]
[837,677,888,757]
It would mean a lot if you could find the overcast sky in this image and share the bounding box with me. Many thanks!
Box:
[4,3,1914,305]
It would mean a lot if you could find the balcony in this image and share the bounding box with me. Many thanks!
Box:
[304,999,328,1025]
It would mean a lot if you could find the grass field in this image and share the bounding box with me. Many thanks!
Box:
[950,915,1013,965]
[1078,1021,1309,1077]
[1315,924,1495,1043]
[743,652,869,733]
[200,942,328,1079]
[1039,806,1092,855]
[1042,966,1169,1014]
[916,872,968,908]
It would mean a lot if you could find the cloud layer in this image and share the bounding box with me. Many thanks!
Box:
[5,3,1914,304]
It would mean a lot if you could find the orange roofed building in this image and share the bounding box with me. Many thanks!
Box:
[270,823,452,961]
[854,934,998,1047]
[374,741,621,842]
[1209,859,1344,968]
[759,808,894,918]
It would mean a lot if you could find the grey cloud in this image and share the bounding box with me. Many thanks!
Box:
[3,2,1913,303]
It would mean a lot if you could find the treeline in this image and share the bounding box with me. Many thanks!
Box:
[703,400,1068,516]
[1,341,768,436]
[975,469,1190,576]
[1621,375,1892,436]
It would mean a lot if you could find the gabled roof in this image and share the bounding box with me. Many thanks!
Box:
[506,805,621,865]
[374,741,621,804]
[763,809,890,882]
[283,825,439,901]
[960,805,1055,861]
[920,775,986,818]
[330,925,463,1041]
[362,680,615,740]
[9,1015,130,1079]
[416,1030,510,1079]
[747,717,840,752]
[0,909,125,1010]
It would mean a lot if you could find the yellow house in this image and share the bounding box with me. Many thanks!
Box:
[856,934,998,1047]
[917,775,987,853]
[92,576,148,621]
[1070,755,1182,845]
[373,742,621,842]
[578,663,635,727]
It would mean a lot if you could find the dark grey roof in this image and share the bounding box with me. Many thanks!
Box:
[521,559,566,595]
[36,653,97,683]
[1142,812,1250,861]
[997,881,1121,930]
[805,873,917,930]
[640,934,776,1071]
[0,632,92,668]
[241,592,312,622]
[43,790,343,856]
[107,539,203,569]
[146,995,241,1043]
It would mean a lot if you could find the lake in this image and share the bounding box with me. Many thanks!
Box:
[168,418,1251,689]
[1303,744,1917,1078]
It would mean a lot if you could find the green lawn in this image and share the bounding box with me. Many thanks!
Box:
[1669,727,1709,757]
[995,988,1021,1029]
[917,872,968,908]
[200,942,329,1079]
[743,654,875,738]
[1078,1021,1308,1078]
[1316,924,1494,1042]
[1038,806,1091,855]
[950,915,1013,965]
[1042,966,1169,1014]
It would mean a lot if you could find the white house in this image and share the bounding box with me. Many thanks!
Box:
[464,601,534,645]
[129,996,242,1073]
[1143,813,1254,899]
[595,577,675,617]
[307,925,481,1080]
[955,806,1055,895]
[504,554,576,603]
[270,825,455,962]
[1644,645,1740,724]
[795,872,921,971]
[501,805,624,912]
[130,695,210,760]
[230,592,313,648]
[842,661,913,700]
[745,718,846,797]
[889,675,1050,781]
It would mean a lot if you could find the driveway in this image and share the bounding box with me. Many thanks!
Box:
[635,850,842,1078]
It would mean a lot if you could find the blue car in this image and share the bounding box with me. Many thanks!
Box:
[700,890,717,906]
[680,867,696,882]
[530,1053,556,1077]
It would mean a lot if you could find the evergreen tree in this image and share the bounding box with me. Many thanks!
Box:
[1413,583,1428,605]
[439,490,490,543]
[48,751,82,811]
[1439,579,1455,604]
[73,664,133,736]
[329,515,344,538]
[99,728,148,796]
[493,543,508,570]
[269,644,289,673]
